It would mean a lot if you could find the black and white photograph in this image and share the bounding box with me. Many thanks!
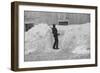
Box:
[24,11,91,61]
[11,1,97,71]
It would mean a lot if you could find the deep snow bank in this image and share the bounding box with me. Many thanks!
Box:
[25,23,90,56]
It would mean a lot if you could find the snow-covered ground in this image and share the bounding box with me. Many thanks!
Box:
[24,23,90,61]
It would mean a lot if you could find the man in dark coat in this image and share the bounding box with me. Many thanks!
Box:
[52,24,59,49]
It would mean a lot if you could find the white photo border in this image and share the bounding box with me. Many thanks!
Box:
[18,5,96,68]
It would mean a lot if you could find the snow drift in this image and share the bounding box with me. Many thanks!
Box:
[25,23,90,60]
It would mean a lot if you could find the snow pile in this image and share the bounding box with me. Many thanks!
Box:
[70,23,90,55]
[57,23,90,55]
[25,23,90,56]
[72,46,90,55]
[25,23,51,41]
[25,23,53,54]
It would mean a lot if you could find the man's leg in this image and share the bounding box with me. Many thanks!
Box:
[56,38,59,49]
[53,38,56,49]
[55,38,59,49]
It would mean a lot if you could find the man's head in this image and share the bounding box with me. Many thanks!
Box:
[53,24,56,27]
